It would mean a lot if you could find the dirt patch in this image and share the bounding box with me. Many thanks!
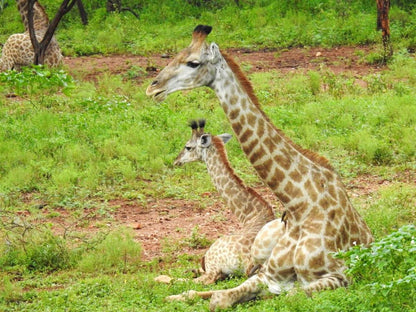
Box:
[64,46,383,83]
[108,186,281,261]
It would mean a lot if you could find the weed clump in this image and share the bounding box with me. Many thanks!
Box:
[336,225,416,310]
[77,227,142,273]
[0,225,73,273]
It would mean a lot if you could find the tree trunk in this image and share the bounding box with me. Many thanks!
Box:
[77,0,88,25]
[28,0,78,65]
[376,0,393,62]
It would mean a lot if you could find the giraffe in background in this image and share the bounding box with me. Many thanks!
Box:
[168,119,276,285]
[147,25,373,310]
[17,0,50,31]
[0,0,62,72]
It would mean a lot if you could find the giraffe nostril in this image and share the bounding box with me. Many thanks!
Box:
[151,80,159,86]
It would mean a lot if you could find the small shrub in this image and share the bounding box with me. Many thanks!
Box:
[0,276,23,303]
[308,70,321,95]
[77,227,142,273]
[26,232,72,272]
[365,73,389,94]
[182,226,212,249]
[124,65,147,80]
[365,51,388,65]
[336,224,416,309]
[363,184,416,238]
[0,227,73,273]
[372,145,393,165]
[0,65,74,96]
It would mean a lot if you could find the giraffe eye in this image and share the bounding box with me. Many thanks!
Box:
[186,61,200,68]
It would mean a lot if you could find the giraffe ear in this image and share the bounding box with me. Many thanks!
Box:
[208,43,221,63]
[218,133,232,144]
[200,133,212,147]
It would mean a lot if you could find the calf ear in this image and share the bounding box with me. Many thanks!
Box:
[208,42,221,63]
[200,134,212,147]
[218,133,232,144]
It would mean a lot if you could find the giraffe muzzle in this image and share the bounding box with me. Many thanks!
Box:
[173,158,183,166]
[146,84,167,102]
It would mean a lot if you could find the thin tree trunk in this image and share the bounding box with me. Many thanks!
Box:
[77,0,88,25]
[28,0,78,65]
[376,0,393,62]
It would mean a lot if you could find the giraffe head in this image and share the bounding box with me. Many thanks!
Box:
[146,25,222,102]
[174,119,232,166]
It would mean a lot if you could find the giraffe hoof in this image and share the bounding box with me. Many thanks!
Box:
[154,275,173,284]
[165,294,187,301]
[165,290,198,302]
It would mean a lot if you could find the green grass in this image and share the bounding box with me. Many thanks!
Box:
[1,1,416,310]
[0,54,415,311]
[1,1,416,56]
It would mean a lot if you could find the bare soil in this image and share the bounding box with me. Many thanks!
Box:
[45,46,406,262]
[64,46,383,83]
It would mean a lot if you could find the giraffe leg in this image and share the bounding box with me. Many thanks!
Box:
[166,289,216,301]
[303,272,349,296]
[247,263,261,276]
[251,219,286,266]
[209,274,265,310]
[194,271,225,284]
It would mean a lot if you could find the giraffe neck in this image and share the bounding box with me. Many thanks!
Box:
[17,0,49,32]
[203,137,274,228]
[208,54,374,247]
[209,53,334,211]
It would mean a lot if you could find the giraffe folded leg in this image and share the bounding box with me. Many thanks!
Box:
[194,271,226,285]
[303,272,349,296]
[209,274,265,311]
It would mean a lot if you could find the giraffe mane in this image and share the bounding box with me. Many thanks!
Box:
[35,1,50,23]
[221,52,333,171]
[212,135,275,212]
[20,1,50,32]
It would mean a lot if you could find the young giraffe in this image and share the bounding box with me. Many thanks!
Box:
[146,25,373,310]
[0,0,62,72]
[170,119,276,285]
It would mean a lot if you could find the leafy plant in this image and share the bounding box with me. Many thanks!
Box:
[0,65,74,96]
[77,227,142,273]
[0,220,73,273]
[335,225,416,309]
[182,226,212,249]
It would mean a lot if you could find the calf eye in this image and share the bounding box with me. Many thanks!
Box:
[185,146,192,151]
[186,61,200,68]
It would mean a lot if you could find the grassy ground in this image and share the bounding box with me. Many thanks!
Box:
[1,1,416,56]
[0,1,416,311]
[1,55,415,310]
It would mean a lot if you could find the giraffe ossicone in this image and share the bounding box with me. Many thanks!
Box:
[147,25,373,310]
[0,0,62,72]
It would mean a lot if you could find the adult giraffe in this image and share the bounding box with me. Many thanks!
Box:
[146,25,373,310]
